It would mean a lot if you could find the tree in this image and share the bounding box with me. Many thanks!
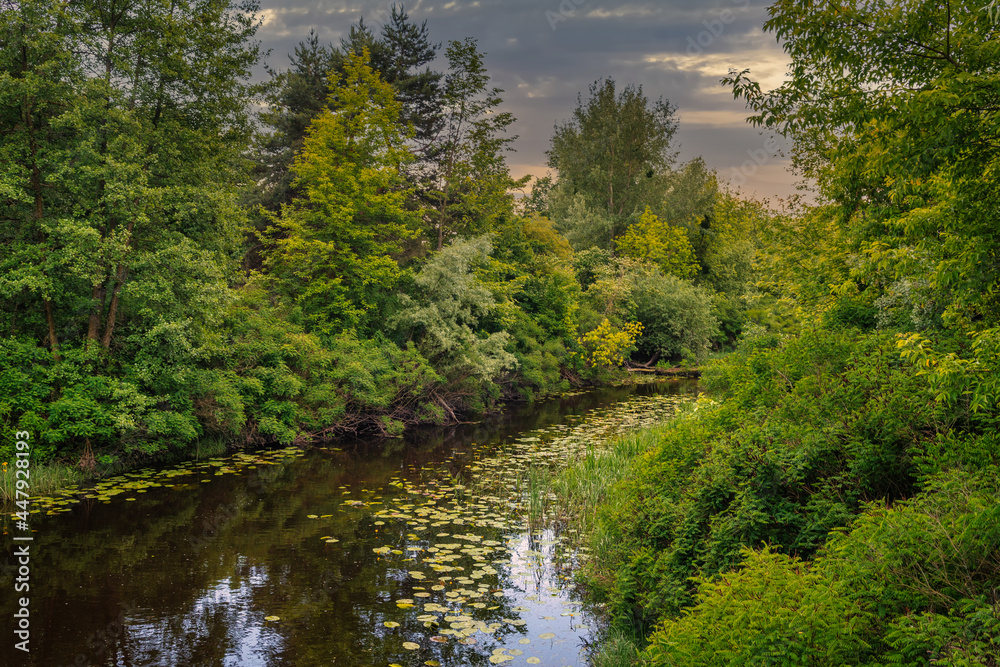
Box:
[0,0,264,355]
[391,236,517,414]
[423,38,527,250]
[616,207,699,279]
[547,78,678,249]
[249,6,443,258]
[376,5,443,148]
[725,0,1000,329]
[261,48,418,337]
[332,8,443,148]
[248,32,336,226]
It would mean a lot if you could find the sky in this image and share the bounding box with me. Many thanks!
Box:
[253,0,807,205]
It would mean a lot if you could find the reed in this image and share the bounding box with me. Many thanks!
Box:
[0,461,87,508]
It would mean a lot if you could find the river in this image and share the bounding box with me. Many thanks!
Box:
[1,379,696,667]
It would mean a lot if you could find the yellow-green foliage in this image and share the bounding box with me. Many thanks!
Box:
[262,48,418,335]
[579,319,643,368]
[644,546,867,666]
[616,207,698,278]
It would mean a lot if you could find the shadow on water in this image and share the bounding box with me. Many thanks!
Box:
[0,380,696,667]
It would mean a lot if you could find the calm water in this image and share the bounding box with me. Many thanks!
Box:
[1,380,696,667]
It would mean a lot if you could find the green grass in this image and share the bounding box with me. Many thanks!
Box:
[0,462,87,507]
[590,627,643,667]
[549,424,669,536]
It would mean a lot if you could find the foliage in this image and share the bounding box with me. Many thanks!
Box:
[0,0,263,357]
[392,236,518,414]
[644,547,868,666]
[547,78,678,249]
[582,258,718,363]
[261,48,418,336]
[578,319,643,369]
[616,207,698,279]
[423,38,527,250]
[249,7,444,233]
[726,0,1000,330]
[248,31,337,229]
[581,329,946,634]
[623,265,718,363]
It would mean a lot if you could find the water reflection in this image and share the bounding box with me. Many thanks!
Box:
[0,380,696,666]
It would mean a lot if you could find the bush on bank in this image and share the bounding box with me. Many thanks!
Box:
[580,327,1000,665]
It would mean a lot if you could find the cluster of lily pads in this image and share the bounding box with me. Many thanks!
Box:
[336,391,690,666]
[24,446,309,515]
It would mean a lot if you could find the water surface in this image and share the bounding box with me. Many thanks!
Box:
[1,380,695,667]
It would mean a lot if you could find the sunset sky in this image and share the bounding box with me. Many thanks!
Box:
[254,0,806,204]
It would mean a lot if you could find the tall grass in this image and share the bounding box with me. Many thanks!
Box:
[0,462,87,507]
[547,424,673,667]
[549,424,670,536]
[525,464,550,528]
[589,627,643,667]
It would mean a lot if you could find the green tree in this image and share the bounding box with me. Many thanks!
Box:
[261,48,418,337]
[375,5,443,148]
[424,38,527,250]
[0,0,263,355]
[392,236,517,414]
[248,32,336,229]
[547,78,678,249]
[250,6,442,243]
[616,207,699,279]
[725,0,1000,330]
[332,8,443,149]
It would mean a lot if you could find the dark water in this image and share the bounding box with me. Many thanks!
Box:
[1,380,695,667]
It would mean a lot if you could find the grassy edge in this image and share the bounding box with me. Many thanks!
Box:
[0,435,233,510]
[0,462,87,506]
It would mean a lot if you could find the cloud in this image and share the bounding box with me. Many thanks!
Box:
[253,0,802,201]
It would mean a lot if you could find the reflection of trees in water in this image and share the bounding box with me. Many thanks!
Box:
[3,381,693,665]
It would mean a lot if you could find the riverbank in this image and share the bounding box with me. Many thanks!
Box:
[0,372,680,512]
[562,328,1000,666]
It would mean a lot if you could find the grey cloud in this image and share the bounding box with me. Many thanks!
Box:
[254,0,800,203]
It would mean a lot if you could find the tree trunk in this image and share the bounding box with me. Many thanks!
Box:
[27,104,60,361]
[44,299,60,361]
[100,265,127,350]
[86,283,105,346]
[636,350,660,368]
[100,218,135,350]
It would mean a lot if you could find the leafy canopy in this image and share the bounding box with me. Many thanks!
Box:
[262,48,419,336]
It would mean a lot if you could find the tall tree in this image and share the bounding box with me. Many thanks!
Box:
[0,0,264,355]
[424,37,527,250]
[250,5,443,245]
[725,0,1000,329]
[547,78,678,249]
[261,49,419,337]
[376,5,442,147]
[249,32,335,223]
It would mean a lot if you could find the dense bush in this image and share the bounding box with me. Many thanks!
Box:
[580,328,961,636]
